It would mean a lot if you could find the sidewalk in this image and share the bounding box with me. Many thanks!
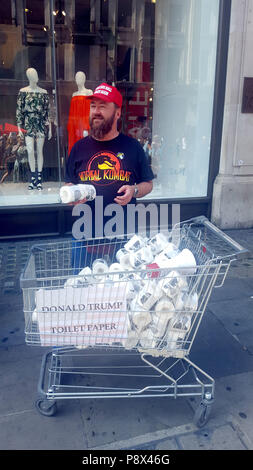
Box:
[0,228,253,450]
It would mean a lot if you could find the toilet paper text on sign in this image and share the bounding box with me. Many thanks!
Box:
[35,285,128,346]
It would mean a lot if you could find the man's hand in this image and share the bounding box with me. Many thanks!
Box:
[114,185,135,206]
[114,181,153,205]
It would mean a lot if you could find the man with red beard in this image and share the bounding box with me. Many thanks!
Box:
[66,83,155,270]
[66,83,154,210]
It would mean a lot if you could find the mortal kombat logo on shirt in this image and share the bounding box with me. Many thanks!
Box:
[78,151,132,186]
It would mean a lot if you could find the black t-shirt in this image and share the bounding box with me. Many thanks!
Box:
[65,133,154,207]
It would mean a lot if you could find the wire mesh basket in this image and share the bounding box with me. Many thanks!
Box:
[20,216,247,358]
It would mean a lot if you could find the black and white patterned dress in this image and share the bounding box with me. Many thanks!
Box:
[16,91,50,138]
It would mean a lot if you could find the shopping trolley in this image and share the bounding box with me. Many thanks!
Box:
[20,216,247,427]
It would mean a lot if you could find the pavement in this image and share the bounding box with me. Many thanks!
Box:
[0,227,253,451]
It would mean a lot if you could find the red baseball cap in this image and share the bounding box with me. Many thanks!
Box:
[88,83,123,108]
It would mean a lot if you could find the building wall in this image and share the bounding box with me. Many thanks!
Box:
[212,0,253,228]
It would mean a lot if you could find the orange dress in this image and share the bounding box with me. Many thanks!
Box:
[67,95,91,154]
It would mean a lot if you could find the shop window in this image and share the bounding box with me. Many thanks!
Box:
[0,0,60,206]
[0,0,221,207]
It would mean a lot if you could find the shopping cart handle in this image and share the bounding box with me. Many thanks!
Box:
[189,216,249,259]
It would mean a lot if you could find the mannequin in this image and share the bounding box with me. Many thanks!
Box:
[67,71,93,154]
[16,68,52,190]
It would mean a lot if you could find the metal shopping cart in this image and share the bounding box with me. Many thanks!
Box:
[20,216,247,426]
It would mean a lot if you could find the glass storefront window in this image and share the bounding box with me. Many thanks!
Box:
[0,0,61,206]
[0,0,220,207]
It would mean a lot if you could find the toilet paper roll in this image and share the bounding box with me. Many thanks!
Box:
[155,248,197,275]
[184,292,199,312]
[166,330,186,350]
[124,234,145,252]
[108,263,125,281]
[129,246,154,268]
[162,242,179,259]
[155,297,175,314]
[123,329,139,350]
[168,313,191,333]
[174,291,199,312]
[165,313,191,350]
[32,309,38,322]
[79,266,92,276]
[92,259,108,278]
[158,271,188,298]
[78,266,93,283]
[138,328,157,349]
[130,306,152,331]
[121,270,144,291]
[121,280,137,301]
[65,266,95,287]
[174,292,188,311]
[136,280,161,310]
[153,297,175,337]
[60,184,96,203]
[148,232,169,254]
[116,248,132,269]
[64,276,84,287]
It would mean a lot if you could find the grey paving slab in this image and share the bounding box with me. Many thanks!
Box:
[0,404,86,450]
[79,395,194,450]
[208,298,253,335]
[209,277,253,303]
[177,423,247,450]
[190,308,253,378]
[213,371,253,446]
[93,416,251,450]
[0,346,42,415]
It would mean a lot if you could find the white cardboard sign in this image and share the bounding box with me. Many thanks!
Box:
[35,283,128,347]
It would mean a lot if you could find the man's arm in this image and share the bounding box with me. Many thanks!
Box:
[114,181,153,206]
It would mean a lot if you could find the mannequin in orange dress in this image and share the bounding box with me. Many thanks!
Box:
[67,71,93,154]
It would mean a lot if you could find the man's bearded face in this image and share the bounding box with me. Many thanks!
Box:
[89,104,117,139]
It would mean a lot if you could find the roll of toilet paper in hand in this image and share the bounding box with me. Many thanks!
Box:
[60,184,96,203]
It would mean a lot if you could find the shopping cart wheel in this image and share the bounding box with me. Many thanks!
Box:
[35,398,57,417]
[193,394,213,428]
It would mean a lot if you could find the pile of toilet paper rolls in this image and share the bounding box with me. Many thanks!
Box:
[61,232,199,353]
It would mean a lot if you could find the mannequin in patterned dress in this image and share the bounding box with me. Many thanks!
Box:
[67,71,93,154]
[16,68,52,190]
